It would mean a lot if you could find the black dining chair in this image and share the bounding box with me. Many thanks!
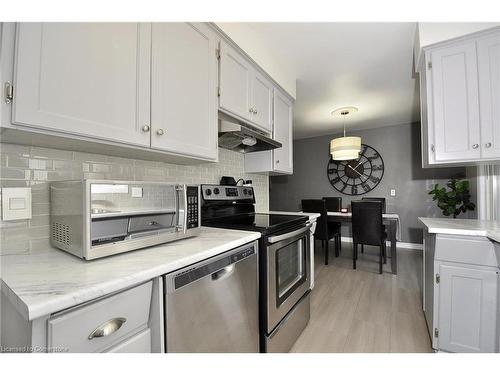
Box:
[361,197,386,213]
[351,200,387,274]
[360,197,387,253]
[322,197,342,253]
[301,199,339,265]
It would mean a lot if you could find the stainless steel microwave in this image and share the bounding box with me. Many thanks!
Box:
[50,180,200,260]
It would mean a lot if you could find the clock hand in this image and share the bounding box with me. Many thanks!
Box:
[348,165,363,177]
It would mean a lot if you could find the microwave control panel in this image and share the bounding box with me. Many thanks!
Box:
[186,186,199,229]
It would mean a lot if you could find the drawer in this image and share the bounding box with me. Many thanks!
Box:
[48,281,152,353]
[435,234,497,267]
[105,329,151,353]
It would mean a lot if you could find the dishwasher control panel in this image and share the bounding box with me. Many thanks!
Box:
[170,245,256,290]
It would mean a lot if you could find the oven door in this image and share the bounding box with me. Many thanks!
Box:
[266,224,311,332]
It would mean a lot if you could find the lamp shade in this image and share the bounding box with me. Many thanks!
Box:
[330,136,361,160]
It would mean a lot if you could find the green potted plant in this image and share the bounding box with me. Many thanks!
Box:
[428,178,476,218]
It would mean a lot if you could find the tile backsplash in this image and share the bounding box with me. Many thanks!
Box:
[0,143,268,255]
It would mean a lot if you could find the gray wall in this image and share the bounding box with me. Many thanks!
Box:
[270,122,474,244]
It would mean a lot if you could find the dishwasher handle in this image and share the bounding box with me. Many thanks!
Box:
[168,244,256,291]
[211,264,235,281]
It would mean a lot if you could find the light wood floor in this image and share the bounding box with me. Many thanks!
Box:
[290,241,433,353]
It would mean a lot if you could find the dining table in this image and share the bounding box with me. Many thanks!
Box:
[325,212,401,274]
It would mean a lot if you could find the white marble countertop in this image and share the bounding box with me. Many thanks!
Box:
[264,210,320,221]
[0,227,261,321]
[419,217,500,243]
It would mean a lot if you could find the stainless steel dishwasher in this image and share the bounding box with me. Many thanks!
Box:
[164,241,259,352]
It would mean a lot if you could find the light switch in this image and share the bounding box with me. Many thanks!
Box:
[1,187,32,221]
[390,189,396,197]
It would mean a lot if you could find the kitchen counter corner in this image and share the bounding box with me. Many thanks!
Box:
[0,227,261,321]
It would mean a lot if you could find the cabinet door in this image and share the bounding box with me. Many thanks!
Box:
[430,41,481,162]
[219,41,252,121]
[477,33,500,159]
[151,23,218,160]
[437,263,498,352]
[251,72,273,133]
[13,23,151,147]
[273,88,293,173]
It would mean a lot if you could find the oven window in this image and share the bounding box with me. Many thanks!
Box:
[276,238,305,300]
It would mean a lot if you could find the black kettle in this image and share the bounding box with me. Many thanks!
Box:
[220,176,237,186]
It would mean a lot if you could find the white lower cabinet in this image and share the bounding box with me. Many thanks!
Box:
[105,329,151,353]
[424,233,500,353]
[47,281,153,353]
[436,262,498,353]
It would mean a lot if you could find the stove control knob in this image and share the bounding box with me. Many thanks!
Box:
[243,189,247,195]
[247,189,252,195]
[213,188,220,195]
[205,188,212,196]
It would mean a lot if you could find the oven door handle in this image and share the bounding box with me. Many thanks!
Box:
[267,224,312,244]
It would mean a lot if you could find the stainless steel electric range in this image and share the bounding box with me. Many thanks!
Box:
[201,184,311,352]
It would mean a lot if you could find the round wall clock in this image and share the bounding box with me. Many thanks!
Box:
[327,144,384,196]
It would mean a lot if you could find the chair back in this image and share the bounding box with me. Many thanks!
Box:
[322,197,342,212]
[361,197,386,213]
[351,200,384,246]
[301,199,329,240]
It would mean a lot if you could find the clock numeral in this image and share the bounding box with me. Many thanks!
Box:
[330,177,341,184]
[362,183,370,192]
[367,155,379,160]
[351,185,358,195]
[340,183,348,192]
[372,165,383,171]
[327,168,337,174]
[369,176,380,184]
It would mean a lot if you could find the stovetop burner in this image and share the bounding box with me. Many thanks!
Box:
[202,212,307,235]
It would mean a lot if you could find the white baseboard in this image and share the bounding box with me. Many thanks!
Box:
[338,236,423,251]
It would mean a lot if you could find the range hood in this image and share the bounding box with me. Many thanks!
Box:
[218,120,282,153]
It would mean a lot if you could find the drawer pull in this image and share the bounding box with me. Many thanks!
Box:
[88,317,126,340]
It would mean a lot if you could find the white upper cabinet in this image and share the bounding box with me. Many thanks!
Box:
[428,41,481,162]
[420,27,500,166]
[477,33,500,159]
[218,40,253,122]
[151,23,218,161]
[13,23,151,147]
[244,87,293,175]
[218,40,274,134]
[272,88,293,173]
[251,72,273,133]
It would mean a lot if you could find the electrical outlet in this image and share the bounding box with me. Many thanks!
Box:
[390,189,396,197]
[1,187,32,221]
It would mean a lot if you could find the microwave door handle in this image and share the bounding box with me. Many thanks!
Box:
[175,184,187,234]
[182,184,188,234]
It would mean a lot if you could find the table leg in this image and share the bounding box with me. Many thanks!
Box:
[390,220,397,274]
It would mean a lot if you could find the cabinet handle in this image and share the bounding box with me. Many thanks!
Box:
[485,142,492,148]
[472,143,479,149]
[156,129,165,136]
[430,144,435,152]
[254,109,258,115]
[141,125,150,132]
[88,317,126,340]
[249,108,254,114]
[276,160,280,164]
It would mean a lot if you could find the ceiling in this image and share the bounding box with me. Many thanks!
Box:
[245,23,421,139]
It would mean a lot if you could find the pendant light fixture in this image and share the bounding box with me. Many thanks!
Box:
[330,106,361,160]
